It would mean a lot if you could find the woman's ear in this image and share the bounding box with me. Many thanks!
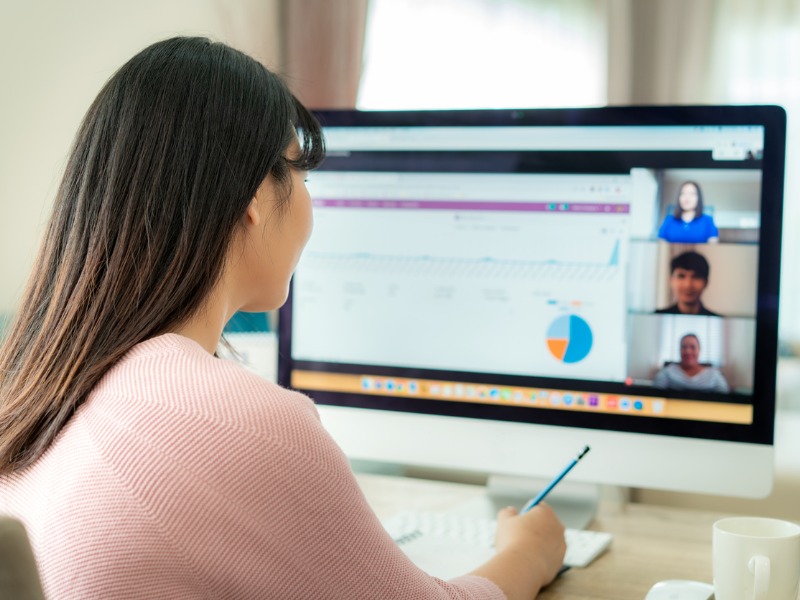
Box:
[245,197,262,228]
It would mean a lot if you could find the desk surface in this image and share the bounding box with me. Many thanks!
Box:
[357,473,722,600]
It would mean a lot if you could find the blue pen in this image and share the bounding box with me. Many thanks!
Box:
[521,445,590,513]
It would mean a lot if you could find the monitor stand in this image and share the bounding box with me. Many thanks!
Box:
[447,474,614,530]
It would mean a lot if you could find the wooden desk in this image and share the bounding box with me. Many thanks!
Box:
[358,473,722,600]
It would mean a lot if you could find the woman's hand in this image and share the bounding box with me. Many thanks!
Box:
[469,503,566,600]
[495,503,566,586]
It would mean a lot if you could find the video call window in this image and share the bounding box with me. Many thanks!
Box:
[625,167,760,399]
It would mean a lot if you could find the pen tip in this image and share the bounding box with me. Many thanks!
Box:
[578,445,590,459]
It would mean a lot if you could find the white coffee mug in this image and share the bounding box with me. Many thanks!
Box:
[713,516,800,600]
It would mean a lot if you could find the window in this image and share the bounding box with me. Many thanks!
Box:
[358,0,606,110]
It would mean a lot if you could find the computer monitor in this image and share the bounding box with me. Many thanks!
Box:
[277,106,785,521]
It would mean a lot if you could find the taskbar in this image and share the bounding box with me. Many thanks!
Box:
[291,369,753,425]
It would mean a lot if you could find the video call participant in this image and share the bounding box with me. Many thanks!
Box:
[656,251,721,316]
[657,181,720,243]
[654,334,730,393]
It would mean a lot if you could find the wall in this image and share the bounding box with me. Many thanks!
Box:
[0,0,278,314]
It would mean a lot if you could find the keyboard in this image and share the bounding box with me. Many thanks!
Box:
[383,510,612,570]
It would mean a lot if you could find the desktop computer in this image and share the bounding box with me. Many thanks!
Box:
[277,105,786,527]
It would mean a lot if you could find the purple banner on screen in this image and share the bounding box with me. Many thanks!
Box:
[312,199,630,213]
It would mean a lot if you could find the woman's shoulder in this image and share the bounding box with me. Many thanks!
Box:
[663,363,684,376]
[701,365,725,379]
[660,214,679,226]
[697,213,716,224]
[90,333,319,439]
[655,363,681,382]
[75,333,336,503]
[657,214,679,238]
[695,213,718,233]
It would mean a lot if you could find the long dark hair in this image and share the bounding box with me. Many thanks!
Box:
[0,37,324,473]
[672,180,704,219]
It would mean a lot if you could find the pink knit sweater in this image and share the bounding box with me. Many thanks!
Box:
[0,334,505,600]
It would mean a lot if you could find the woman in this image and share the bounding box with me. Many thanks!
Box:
[654,334,730,393]
[657,181,720,243]
[0,38,564,599]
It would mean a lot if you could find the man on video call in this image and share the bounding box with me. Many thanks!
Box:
[656,251,721,317]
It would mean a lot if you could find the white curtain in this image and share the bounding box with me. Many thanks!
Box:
[215,0,369,108]
[283,0,369,108]
[605,0,716,104]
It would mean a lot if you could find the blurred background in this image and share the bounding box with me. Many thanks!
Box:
[0,0,798,397]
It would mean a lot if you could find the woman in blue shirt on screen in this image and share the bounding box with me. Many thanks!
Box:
[657,181,719,243]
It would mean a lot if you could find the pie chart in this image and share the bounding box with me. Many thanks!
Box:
[547,315,593,363]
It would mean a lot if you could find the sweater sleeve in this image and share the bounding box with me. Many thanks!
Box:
[249,392,506,600]
[89,369,506,600]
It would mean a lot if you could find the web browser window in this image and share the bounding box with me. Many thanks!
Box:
[283,113,781,438]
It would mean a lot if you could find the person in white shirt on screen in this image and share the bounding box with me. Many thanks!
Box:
[654,334,730,393]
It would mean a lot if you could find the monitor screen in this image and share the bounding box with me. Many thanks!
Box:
[278,106,785,499]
